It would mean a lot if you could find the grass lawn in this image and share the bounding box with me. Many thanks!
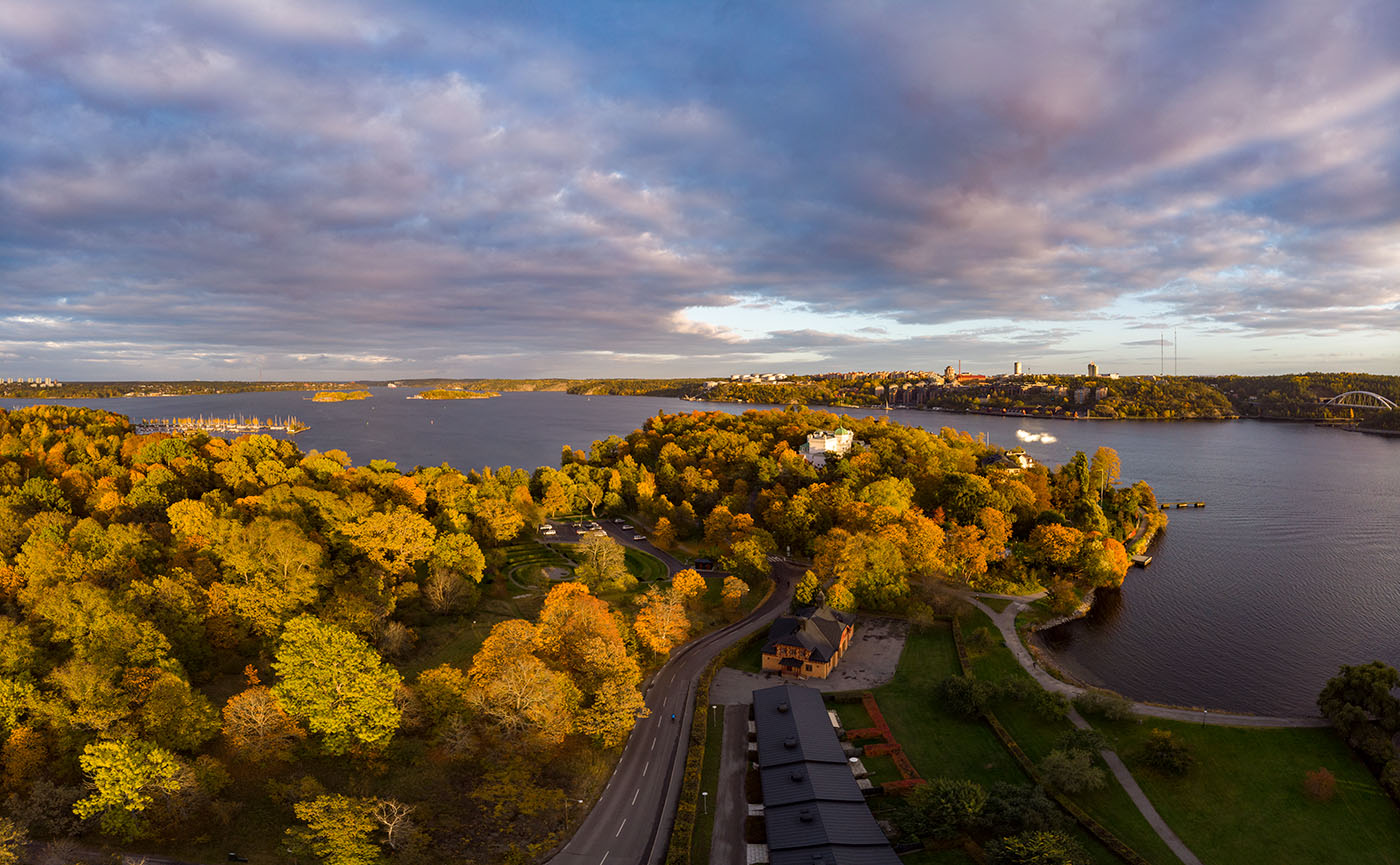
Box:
[957,613,1183,865]
[1100,719,1400,865]
[691,707,726,865]
[624,546,667,582]
[860,752,903,785]
[831,699,876,732]
[869,622,1023,787]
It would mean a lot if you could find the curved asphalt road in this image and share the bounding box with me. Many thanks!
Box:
[549,559,797,865]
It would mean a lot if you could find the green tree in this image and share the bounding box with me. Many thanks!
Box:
[288,795,382,865]
[905,777,987,838]
[272,616,402,755]
[793,571,821,606]
[1140,728,1193,776]
[573,532,634,592]
[73,740,184,840]
[1038,749,1105,794]
[987,830,1087,865]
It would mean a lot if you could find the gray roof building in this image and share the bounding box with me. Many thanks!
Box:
[752,684,901,865]
[763,604,856,666]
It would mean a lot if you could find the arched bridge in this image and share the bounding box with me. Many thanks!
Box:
[1322,391,1398,410]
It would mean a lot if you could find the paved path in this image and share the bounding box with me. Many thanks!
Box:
[549,563,797,865]
[965,594,1330,727]
[709,704,749,865]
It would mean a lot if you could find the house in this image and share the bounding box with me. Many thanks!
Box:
[799,427,854,466]
[990,447,1036,473]
[761,604,856,678]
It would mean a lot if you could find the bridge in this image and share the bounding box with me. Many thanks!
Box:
[1321,391,1398,410]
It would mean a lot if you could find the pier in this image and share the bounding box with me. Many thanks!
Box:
[1131,554,1153,567]
[135,415,307,436]
[1160,501,1205,509]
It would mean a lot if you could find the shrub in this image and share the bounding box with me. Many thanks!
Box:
[1141,728,1194,776]
[1056,729,1107,754]
[1038,749,1106,794]
[937,675,995,718]
[969,626,998,650]
[1073,691,1136,722]
[995,677,1037,703]
[1303,767,1336,802]
[977,783,1066,837]
[1031,689,1070,721]
[903,777,988,838]
[986,829,1088,865]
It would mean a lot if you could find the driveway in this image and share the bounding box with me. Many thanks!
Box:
[708,616,910,705]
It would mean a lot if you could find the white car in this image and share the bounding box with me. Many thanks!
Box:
[632,534,645,541]
[621,523,634,530]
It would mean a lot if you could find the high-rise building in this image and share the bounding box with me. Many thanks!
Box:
[1013,361,1022,375]
[1087,362,1099,377]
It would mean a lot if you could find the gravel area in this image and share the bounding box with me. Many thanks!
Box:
[708,616,910,705]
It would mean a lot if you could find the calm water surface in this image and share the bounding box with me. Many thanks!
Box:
[6,389,1398,715]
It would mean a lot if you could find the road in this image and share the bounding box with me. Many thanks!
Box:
[549,560,797,865]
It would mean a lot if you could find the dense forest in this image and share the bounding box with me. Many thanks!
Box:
[0,404,1151,865]
[580,407,1150,615]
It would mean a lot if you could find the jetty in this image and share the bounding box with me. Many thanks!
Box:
[1160,501,1205,509]
[135,415,307,435]
[1130,554,1153,568]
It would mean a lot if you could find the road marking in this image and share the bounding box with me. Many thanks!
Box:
[616,818,626,837]
[650,737,655,751]
[600,853,609,865]
[643,760,650,776]
[632,788,640,805]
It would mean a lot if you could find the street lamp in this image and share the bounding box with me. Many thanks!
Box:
[701,791,708,814]
[563,796,585,831]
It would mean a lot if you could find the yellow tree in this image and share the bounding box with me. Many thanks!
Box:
[222,683,306,764]
[535,583,644,746]
[1029,524,1084,569]
[721,575,750,612]
[467,620,577,746]
[670,568,706,606]
[651,516,676,549]
[634,589,689,655]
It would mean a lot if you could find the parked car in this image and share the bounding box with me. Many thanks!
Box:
[621,523,633,530]
[632,534,645,541]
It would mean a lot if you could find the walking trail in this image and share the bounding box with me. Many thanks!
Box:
[963,591,1332,865]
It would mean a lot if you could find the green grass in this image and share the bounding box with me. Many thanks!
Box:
[832,699,876,732]
[691,707,726,865]
[980,597,1014,613]
[624,546,667,582]
[868,622,1023,787]
[957,610,1182,865]
[1100,719,1400,865]
[860,752,903,785]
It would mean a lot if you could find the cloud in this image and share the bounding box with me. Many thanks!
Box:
[1,0,1398,379]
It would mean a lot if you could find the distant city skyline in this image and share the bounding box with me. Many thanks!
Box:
[2,1,1398,380]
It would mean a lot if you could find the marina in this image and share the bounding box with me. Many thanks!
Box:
[134,415,307,435]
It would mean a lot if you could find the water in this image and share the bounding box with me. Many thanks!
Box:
[5,390,1398,715]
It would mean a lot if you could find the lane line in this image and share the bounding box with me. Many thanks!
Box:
[600,853,609,865]
[616,819,626,837]
[650,738,655,751]
[632,789,640,805]
[643,760,650,777]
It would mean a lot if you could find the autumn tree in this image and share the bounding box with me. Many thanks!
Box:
[573,532,634,592]
[535,583,644,746]
[721,575,750,612]
[222,673,305,763]
[288,795,382,865]
[652,516,676,549]
[670,568,706,606]
[634,588,689,655]
[0,817,25,865]
[272,616,402,755]
[793,571,821,606]
[467,620,577,745]
[73,739,184,840]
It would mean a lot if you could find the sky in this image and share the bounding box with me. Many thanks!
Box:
[1,0,1398,381]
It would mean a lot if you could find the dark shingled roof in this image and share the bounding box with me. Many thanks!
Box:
[763,604,854,663]
[768,847,904,865]
[759,762,866,806]
[752,684,847,768]
[764,801,889,851]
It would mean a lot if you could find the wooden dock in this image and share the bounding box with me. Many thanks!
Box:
[1130,554,1152,567]
[1160,501,1205,509]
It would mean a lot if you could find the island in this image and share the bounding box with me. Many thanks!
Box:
[311,390,371,402]
[408,388,500,399]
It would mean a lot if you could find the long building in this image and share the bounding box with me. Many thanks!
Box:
[752,684,901,865]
